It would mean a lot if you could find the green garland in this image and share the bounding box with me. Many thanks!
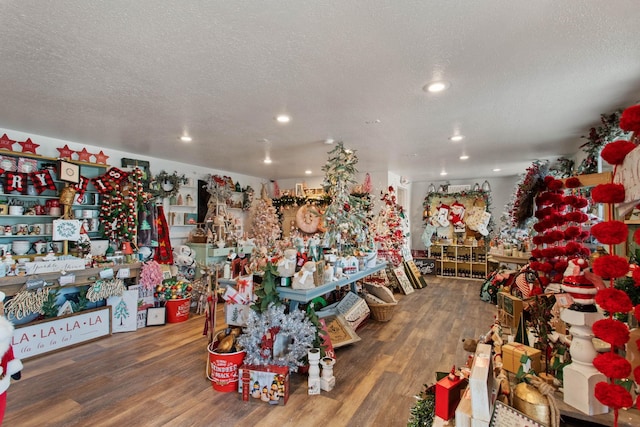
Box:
[152,170,186,199]
[576,110,626,175]
[408,384,436,427]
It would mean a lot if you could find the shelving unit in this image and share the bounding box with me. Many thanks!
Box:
[167,183,198,246]
[430,243,488,280]
[0,151,107,255]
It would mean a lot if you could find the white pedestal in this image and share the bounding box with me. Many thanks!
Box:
[563,363,608,415]
[560,309,608,416]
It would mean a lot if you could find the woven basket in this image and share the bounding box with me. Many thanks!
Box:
[367,302,397,322]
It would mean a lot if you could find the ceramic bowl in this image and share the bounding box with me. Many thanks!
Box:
[11,240,30,255]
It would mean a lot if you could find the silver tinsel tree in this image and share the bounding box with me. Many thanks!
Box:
[237,303,316,372]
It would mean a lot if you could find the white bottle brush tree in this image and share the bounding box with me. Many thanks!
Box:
[321,142,369,254]
[250,183,282,255]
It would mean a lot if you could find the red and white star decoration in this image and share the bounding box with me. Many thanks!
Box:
[94,150,109,165]
[0,134,15,151]
[75,148,92,162]
[57,144,75,159]
[18,138,39,154]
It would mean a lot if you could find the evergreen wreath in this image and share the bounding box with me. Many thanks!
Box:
[237,303,316,372]
[152,170,185,199]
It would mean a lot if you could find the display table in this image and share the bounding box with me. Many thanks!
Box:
[277,262,387,311]
[487,254,531,267]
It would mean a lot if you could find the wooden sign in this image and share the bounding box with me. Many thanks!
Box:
[12,306,112,359]
[393,266,414,295]
[489,400,543,427]
[615,145,640,217]
[404,260,428,289]
[413,258,436,275]
[25,258,86,275]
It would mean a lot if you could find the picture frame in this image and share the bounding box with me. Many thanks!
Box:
[57,160,80,184]
[295,183,305,197]
[121,158,151,189]
[146,307,166,326]
[317,312,361,348]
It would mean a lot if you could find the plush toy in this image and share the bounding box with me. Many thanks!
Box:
[277,249,297,278]
[173,245,196,280]
[292,261,316,290]
[0,293,22,424]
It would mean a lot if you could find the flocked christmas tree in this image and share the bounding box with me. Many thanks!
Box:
[321,142,369,254]
[371,186,408,266]
[250,183,282,254]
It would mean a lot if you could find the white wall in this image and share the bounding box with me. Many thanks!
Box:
[409,175,520,250]
[0,127,265,246]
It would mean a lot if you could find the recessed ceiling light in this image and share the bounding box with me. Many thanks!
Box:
[365,119,381,124]
[459,154,469,160]
[440,171,448,176]
[305,170,312,175]
[424,81,450,93]
[276,114,290,123]
[180,136,192,142]
[264,157,272,164]
[449,135,464,142]
[324,138,335,145]
[493,168,501,172]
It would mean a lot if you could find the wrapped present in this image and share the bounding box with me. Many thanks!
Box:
[225,303,251,327]
[435,373,468,421]
[238,364,290,405]
[502,342,542,374]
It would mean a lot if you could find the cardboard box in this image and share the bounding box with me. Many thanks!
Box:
[502,342,542,374]
[238,364,290,405]
[469,343,493,422]
[497,291,523,330]
[455,387,472,427]
[435,375,468,420]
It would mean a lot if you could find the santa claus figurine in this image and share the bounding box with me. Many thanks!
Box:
[0,291,22,424]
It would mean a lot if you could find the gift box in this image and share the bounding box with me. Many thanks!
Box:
[435,375,468,420]
[238,364,290,405]
[502,342,541,374]
[469,343,493,423]
[225,303,251,327]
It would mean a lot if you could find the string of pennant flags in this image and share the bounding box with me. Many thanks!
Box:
[2,166,131,204]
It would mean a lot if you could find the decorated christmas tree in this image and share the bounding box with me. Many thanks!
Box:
[321,142,369,253]
[371,186,408,266]
[250,183,281,254]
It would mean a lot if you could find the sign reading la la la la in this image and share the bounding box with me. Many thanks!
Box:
[12,306,111,359]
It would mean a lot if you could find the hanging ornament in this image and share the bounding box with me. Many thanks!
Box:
[481,180,491,192]
[72,176,90,203]
[56,144,75,159]
[92,176,114,194]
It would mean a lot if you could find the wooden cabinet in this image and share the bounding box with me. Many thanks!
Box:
[430,243,487,280]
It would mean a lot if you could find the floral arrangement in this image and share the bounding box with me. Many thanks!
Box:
[576,110,626,175]
[236,303,316,372]
[139,260,164,291]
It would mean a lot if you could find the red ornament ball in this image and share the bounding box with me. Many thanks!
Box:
[565,177,582,188]
[595,382,633,410]
[593,255,629,279]
[620,104,640,133]
[593,318,630,346]
[592,183,625,204]
[595,287,633,314]
[593,352,631,379]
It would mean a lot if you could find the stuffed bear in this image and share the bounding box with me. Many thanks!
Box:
[173,245,196,280]
[292,261,316,290]
[0,296,22,424]
[277,249,297,278]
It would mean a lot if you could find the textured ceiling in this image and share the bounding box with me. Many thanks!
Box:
[1,1,640,182]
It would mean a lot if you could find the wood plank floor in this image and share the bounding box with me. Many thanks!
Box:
[4,277,496,427]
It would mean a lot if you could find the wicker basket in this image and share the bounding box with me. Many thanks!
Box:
[367,301,397,322]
